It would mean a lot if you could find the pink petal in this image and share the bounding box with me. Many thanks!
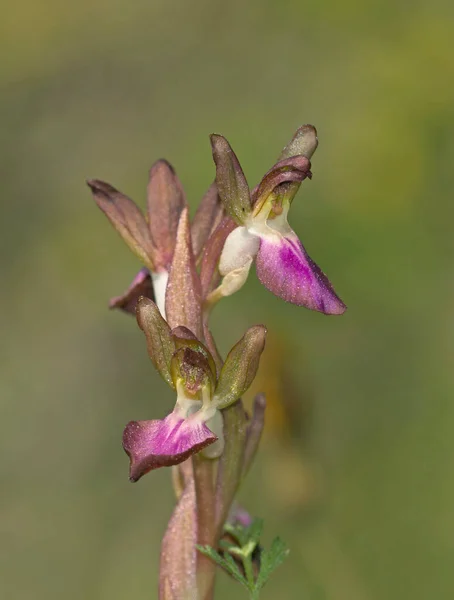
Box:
[123,413,217,482]
[255,233,346,315]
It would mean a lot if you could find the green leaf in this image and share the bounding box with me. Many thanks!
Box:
[200,520,289,599]
[196,545,248,589]
[245,518,263,547]
[254,537,289,592]
[223,522,248,547]
[224,553,248,585]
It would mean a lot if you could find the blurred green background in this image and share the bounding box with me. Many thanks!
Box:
[2,0,454,598]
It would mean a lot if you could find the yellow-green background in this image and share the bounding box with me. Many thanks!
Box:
[2,1,454,598]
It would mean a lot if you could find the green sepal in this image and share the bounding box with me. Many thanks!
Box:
[210,134,252,225]
[213,325,267,410]
[278,124,318,161]
[136,296,176,388]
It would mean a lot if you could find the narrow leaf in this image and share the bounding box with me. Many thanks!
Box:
[255,538,289,592]
[197,546,249,589]
[224,553,249,585]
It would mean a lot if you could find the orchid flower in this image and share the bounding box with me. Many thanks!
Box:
[210,125,346,315]
[87,162,223,316]
[123,297,266,481]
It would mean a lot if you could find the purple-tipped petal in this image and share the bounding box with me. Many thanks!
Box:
[123,413,217,482]
[255,233,346,315]
[108,268,154,314]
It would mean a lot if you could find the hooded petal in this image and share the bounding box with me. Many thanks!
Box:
[251,125,318,211]
[255,229,346,315]
[171,326,217,382]
[108,268,154,314]
[123,412,217,482]
[252,155,312,212]
[170,347,215,395]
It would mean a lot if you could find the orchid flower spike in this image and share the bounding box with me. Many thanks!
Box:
[123,297,266,481]
[210,125,346,315]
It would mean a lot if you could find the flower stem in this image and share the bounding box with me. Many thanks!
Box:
[193,455,217,600]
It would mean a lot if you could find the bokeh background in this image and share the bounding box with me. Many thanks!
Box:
[2,1,454,598]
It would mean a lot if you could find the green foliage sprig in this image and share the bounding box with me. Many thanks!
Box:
[197,518,289,599]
